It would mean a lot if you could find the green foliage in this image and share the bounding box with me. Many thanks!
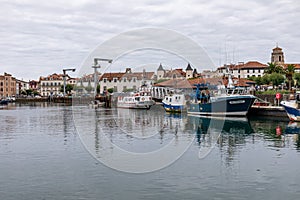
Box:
[265,62,284,74]
[21,90,27,95]
[294,73,300,86]
[262,74,270,85]
[269,73,285,86]
[85,85,93,92]
[256,90,290,95]
[25,89,33,96]
[60,84,74,93]
[107,88,114,93]
[96,84,100,94]
[33,91,40,96]
[248,76,263,85]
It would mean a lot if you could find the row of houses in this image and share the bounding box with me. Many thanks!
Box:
[1,46,299,98]
[217,46,300,78]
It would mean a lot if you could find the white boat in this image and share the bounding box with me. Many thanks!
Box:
[117,91,155,109]
[280,92,300,121]
[162,94,187,113]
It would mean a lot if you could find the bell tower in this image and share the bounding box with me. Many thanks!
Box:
[271,45,285,66]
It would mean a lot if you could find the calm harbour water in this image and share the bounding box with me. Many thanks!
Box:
[1,102,300,200]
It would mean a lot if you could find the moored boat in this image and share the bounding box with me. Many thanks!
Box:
[187,83,256,116]
[280,100,300,121]
[162,94,187,113]
[117,91,155,109]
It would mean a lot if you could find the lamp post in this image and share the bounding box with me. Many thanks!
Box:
[63,68,76,96]
[92,58,112,97]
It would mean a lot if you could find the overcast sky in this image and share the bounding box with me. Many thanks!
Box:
[1,0,299,80]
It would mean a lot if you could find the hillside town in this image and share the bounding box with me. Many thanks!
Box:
[1,46,300,100]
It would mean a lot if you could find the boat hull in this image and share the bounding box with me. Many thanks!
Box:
[280,101,300,121]
[162,94,186,113]
[162,103,186,113]
[187,95,256,116]
[117,101,155,109]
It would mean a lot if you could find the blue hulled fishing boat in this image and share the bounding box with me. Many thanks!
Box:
[187,83,256,116]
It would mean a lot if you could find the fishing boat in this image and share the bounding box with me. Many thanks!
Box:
[280,94,300,121]
[187,83,256,116]
[117,91,155,109]
[162,94,187,113]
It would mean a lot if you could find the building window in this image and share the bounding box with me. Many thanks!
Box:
[247,69,249,73]
[258,69,260,73]
[123,78,127,82]
[103,78,107,83]
[279,56,281,62]
[133,77,136,82]
[113,78,117,83]
[114,86,117,92]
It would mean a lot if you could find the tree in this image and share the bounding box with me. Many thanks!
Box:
[293,73,300,87]
[107,88,114,93]
[262,74,270,85]
[269,73,284,87]
[265,62,284,74]
[25,89,33,96]
[285,64,295,90]
[85,85,93,93]
[60,84,74,94]
[255,76,263,86]
[33,91,40,96]
[96,84,101,94]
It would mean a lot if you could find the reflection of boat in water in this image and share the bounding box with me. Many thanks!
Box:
[285,122,300,134]
[88,100,105,109]
[162,94,187,113]
[187,83,256,116]
[117,91,155,109]
[188,115,254,135]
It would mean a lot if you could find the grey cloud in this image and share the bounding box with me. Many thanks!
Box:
[0,0,299,80]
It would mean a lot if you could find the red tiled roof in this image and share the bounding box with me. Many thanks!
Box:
[100,72,125,81]
[218,61,267,70]
[40,73,66,81]
[283,63,300,69]
[154,79,193,89]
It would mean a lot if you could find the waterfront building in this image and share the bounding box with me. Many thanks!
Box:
[217,61,268,78]
[200,70,219,79]
[0,72,16,98]
[16,79,29,96]
[29,80,40,93]
[99,68,154,93]
[156,63,198,80]
[39,73,75,97]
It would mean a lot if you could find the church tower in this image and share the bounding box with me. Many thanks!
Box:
[185,63,193,79]
[157,63,165,80]
[271,45,285,66]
